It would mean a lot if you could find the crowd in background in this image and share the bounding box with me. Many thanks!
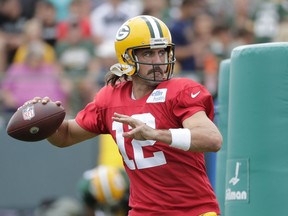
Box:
[1,0,288,118]
[2,0,288,215]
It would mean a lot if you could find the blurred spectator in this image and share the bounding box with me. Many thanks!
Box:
[90,0,106,9]
[13,18,56,64]
[20,0,38,19]
[228,0,254,36]
[88,40,118,95]
[47,0,73,22]
[252,1,288,43]
[253,1,280,43]
[168,0,209,82]
[210,24,232,60]
[34,0,58,47]
[1,42,68,113]
[0,0,26,73]
[57,0,92,41]
[90,0,140,46]
[141,0,171,22]
[192,13,215,69]
[229,27,255,50]
[69,0,92,20]
[192,12,219,98]
[273,20,288,42]
[55,19,96,115]
[277,0,288,21]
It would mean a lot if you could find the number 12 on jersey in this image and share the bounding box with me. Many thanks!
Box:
[112,113,167,170]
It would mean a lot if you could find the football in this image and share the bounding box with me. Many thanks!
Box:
[6,101,66,142]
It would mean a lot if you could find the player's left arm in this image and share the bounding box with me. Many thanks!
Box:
[112,111,222,152]
[182,111,222,152]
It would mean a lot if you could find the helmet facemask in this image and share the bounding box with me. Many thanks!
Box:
[125,44,176,82]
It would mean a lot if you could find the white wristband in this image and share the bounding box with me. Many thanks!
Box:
[169,128,191,151]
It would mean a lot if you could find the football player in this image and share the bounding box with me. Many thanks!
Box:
[29,15,222,216]
[78,165,129,216]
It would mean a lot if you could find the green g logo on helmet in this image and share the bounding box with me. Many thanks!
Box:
[116,25,130,41]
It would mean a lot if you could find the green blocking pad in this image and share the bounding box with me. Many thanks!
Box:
[225,42,288,215]
[215,59,230,215]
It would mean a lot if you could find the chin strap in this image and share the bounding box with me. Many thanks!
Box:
[110,63,134,76]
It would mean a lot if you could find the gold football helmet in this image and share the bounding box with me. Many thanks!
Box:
[110,15,175,82]
[80,166,129,206]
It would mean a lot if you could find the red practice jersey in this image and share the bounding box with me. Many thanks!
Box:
[76,78,220,216]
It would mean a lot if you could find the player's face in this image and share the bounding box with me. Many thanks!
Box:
[134,48,168,82]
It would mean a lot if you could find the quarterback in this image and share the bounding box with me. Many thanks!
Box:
[30,15,222,215]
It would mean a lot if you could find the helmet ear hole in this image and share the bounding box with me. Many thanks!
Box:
[123,50,136,66]
[123,53,130,62]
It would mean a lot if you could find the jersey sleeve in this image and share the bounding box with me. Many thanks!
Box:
[172,84,214,122]
[75,88,109,134]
